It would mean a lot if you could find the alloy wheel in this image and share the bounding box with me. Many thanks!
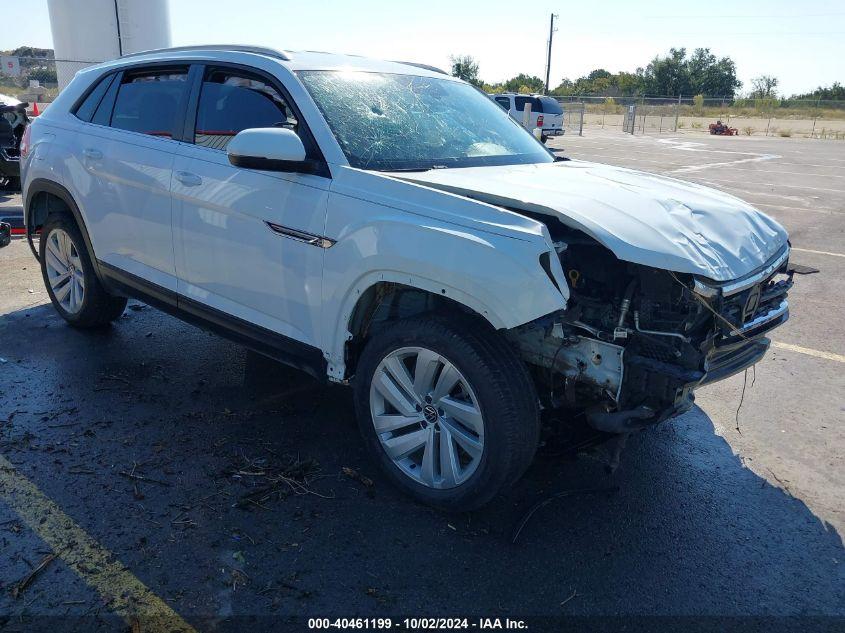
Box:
[369,346,485,489]
[45,228,85,314]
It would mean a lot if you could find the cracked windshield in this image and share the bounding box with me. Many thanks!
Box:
[297,70,553,171]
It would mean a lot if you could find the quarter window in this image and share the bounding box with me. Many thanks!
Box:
[194,70,297,150]
[110,70,188,137]
[494,97,511,110]
[74,74,115,122]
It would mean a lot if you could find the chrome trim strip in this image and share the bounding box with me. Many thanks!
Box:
[730,299,788,336]
[264,221,335,249]
[695,246,790,298]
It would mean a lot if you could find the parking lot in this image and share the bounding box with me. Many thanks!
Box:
[1,130,843,629]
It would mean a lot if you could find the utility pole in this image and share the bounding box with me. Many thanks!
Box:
[544,13,558,95]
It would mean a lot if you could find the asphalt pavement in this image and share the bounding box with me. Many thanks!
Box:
[0,129,843,630]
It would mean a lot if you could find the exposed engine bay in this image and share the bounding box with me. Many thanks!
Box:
[508,215,793,435]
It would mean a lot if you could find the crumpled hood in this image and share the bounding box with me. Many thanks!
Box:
[391,160,788,281]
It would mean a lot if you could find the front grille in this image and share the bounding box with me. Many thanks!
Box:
[718,273,791,336]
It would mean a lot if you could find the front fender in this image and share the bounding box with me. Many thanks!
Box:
[320,193,568,380]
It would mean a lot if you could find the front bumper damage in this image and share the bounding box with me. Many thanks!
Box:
[509,246,793,435]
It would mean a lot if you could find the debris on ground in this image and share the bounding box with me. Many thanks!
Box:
[341,466,373,487]
[11,552,58,599]
[511,487,619,544]
[560,588,578,607]
[229,453,329,508]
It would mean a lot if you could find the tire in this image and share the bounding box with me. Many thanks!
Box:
[353,315,540,511]
[39,214,127,327]
[541,133,549,144]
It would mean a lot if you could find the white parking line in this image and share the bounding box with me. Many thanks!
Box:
[686,165,845,179]
[672,155,780,173]
[791,247,845,258]
[752,202,842,216]
[683,179,845,194]
[772,342,845,364]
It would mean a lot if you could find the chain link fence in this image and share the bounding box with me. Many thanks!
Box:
[554,95,845,140]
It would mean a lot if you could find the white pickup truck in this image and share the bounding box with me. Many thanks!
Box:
[490,93,565,142]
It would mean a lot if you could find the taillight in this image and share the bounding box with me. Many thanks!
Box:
[536,115,544,127]
[20,124,32,159]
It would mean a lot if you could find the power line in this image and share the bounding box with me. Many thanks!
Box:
[644,12,845,18]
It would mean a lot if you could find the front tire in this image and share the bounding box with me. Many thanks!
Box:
[353,316,540,511]
[39,214,127,327]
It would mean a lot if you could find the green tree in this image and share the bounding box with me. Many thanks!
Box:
[642,48,691,96]
[790,82,845,101]
[449,55,481,87]
[587,69,612,81]
[503,74,544,93]
[687,48,741,97]
[749,75,779,99]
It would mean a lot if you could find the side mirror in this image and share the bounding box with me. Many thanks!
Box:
[227,128,312,173]
[0,222,10,249]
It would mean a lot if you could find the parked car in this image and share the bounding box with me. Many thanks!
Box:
[489,92,564,142]
[21,46,792,510]
[0,93,29,191]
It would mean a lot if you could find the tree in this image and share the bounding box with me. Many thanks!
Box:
[449,55,481,87]
[587,69,612,81]
[750,75,779,99]
[641,48,741,97]
[642,48,691,96]
[687,48,742,97]
[503,74,544,94]
[790,82,845,101]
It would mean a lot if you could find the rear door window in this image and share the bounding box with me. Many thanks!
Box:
[514,96,542,113]
[110,69,189,138]
[194,69,297,151]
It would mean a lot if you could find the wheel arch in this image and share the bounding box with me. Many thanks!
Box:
[329,273,507,381]
[24,178,108,285]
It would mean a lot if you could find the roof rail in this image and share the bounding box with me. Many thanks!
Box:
[120,45,291,61]
[390,61,448,75]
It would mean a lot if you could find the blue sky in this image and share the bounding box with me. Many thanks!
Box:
[6,0,844,95]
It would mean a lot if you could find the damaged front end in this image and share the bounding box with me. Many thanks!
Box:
[508,227,793,435]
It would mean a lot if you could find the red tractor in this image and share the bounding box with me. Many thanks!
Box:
[709,120,738,136]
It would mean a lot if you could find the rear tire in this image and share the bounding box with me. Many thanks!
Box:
[39,214,127,328]
[353,315,540,511]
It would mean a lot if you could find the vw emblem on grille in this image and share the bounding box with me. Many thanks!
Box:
[743,286,762,322]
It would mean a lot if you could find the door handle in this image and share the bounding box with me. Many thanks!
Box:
[82,148,102,160]
[175,171,202,187]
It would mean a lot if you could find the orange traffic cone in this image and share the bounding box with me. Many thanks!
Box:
[32,102,39,116]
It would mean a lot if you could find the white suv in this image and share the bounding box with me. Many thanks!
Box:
[490,93,564,142]
[21,45,793,511]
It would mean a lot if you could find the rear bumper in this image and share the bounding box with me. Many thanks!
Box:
[544,129,564,136]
